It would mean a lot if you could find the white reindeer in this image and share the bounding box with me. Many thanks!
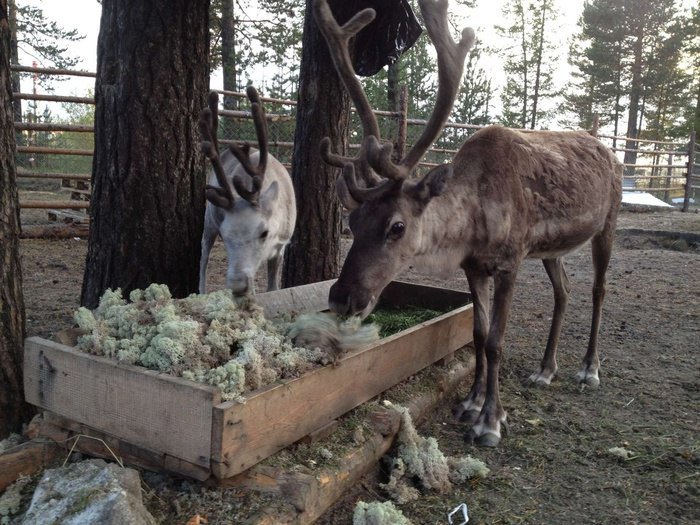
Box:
[314,0,623,447]
[198,88,296,296]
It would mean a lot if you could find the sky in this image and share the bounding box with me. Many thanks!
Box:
[17,0,584,98]
[15,0,693,127]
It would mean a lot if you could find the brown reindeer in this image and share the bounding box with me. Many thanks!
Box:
[314,0,623,446]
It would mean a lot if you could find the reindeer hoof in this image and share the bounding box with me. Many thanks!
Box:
[465,430,501,447]
[575,368,600,388]
[528,370,555,386]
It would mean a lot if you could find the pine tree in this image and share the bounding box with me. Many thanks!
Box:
[497,0,558,129]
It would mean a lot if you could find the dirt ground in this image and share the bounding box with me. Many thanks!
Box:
[16,206,700,524]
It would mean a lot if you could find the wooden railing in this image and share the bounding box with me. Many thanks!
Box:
[12,64,699,230]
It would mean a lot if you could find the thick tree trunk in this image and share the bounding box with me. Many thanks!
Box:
[81,0,209,309]
[623,26,644,182]
[530,0,547,130]
[1,0,34,438]
[282,0,349,288]
[220,0,237,110]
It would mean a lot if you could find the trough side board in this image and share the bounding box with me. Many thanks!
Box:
[211,292,474,478]
[23,337,221,469]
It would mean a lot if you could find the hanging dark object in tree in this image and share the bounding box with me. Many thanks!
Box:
[330,0,422,76]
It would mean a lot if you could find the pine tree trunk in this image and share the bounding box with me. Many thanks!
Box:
[530,0,547,130]
[81,0,209,309]
[1,0,34,438]
[282,0,349,287]
[623,26,644,181]
[220,0,237,110]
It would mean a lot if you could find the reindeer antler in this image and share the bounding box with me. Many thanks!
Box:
[199,87,272,208]
[199,91,236,209]
[314,0,475,201]
[313,0,384,187]
[228,86,269,204]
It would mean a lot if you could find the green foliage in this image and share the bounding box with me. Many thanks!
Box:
[209,0,303,100]
[496,0,558,129]
[12,0,84,89]
[565,0,695,140]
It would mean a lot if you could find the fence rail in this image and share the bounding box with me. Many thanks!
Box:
[11,64,699,233]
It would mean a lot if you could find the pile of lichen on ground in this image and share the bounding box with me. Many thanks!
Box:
[73,284,377,402]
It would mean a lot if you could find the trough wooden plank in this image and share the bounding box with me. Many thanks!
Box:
[255,279,335,317]
[211,303,473,478]
[236,356,475,524]
[36,413,208,481]
[23,337,221,469]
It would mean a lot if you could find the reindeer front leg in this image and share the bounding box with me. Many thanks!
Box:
[466,269,517,447]
[199,227,218,294]
[454,270,490,425]
[266,253,281,292]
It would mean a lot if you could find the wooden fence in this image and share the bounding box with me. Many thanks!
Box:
[12,64,700,236]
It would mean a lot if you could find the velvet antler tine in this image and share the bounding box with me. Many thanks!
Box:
[199,93,235,208]
[342,163,395,203]
[228,142,259,175]
[201,140,235,208]
[250,102,268,180]
[400,1,474,172]
[207,91,220,156]
[246,86,268,180]
[313,0,380,140]
[319,137,350,168]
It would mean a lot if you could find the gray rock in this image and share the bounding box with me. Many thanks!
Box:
[21,459,156,525]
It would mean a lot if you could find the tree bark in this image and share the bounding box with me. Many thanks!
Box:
[81,0,209,309]
[1,0,34,438]
[282,0,349,288]
[529,0,547,130]
[623,25,644,181]
[220,0,237,110]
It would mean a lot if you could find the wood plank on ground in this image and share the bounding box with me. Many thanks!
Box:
[0,439,63,492]
[232,355,476,524]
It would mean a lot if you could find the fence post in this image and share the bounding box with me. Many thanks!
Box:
[683,130,696,212]
[394,84,408,163]
[663,153,672,203]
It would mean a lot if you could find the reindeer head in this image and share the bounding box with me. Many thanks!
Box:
[199,88,290,296]
[314,0,474,317]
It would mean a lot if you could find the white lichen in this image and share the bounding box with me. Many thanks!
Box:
[447,455,490,482]
[607,446,636,460]
[73,284,377,401]
[353,500,413,525]
[394,404,452,492]
[379,402,489,502]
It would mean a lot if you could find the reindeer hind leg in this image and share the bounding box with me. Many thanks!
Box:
[528,257,570,386]
[576,227,614,388]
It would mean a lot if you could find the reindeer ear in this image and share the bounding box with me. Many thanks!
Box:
[336,177,360,210]
[259,181,279,214]
[409,164,453,204]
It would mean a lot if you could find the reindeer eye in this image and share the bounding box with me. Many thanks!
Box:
[260,230,269,240]
[388,221,405,239]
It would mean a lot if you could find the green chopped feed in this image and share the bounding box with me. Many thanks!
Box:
[365,306,447,338]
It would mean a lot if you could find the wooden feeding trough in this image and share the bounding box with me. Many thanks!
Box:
[23,280,473,481]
